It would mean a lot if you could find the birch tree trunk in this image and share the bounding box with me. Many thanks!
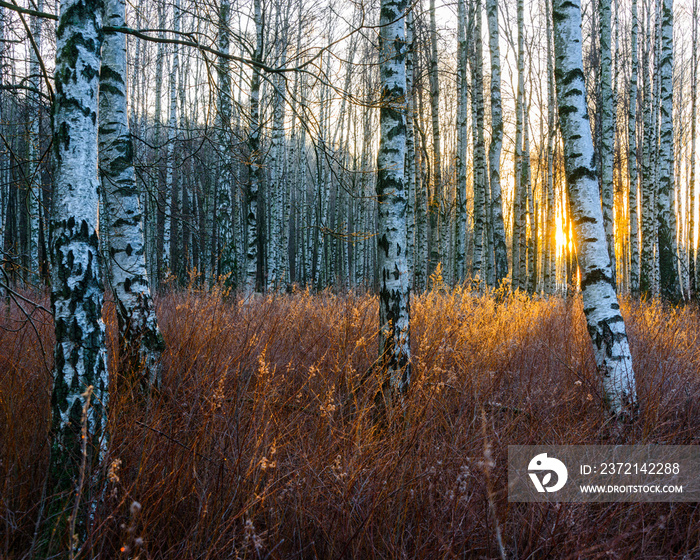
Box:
[50,0,108,523]
[690,0,698,299]
[599,0,616,284]
[405,6,417,287]
[544,0,557,294]
[376,0,411,399]
[656,0,681,301]
[628,0,640,294]
[27,0,43,284]
[245,0,263,295]
[486,0,508,286]
[162,0,181,277]
[100,0,164,389]
[269,2,289,290]
[512,0,526,291]
[524,109,535,293]
[455,0,468,283]
[552,0,637,416]
[472,0,488,283]
[215,0,233,282]
[428,0,443,277]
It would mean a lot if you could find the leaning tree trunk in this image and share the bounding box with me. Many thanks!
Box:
[376,0,411,400]
[552,0,637,417]
[657,0,681,301]
[50,0,108,541]
[100,0,164,390]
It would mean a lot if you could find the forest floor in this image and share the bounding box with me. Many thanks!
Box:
[2,285,700,559]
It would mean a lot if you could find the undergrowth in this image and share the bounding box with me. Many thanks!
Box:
[1,285,700,559]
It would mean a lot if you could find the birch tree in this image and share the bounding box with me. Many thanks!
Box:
[100,0,164,388]
[376,0,411,400]
[552,0,638,416]
[428,0,443,276]
[486,0,508,285]
[639,0,655,298]
[600,0,616,284]
[690,0,698,299]
[656,0,681,301]
[215,0,234,282]
[629,0,640,294]
[512,0,527,291]
[455,0,468,282]
[50,0,108,523]
[162,0,181,277]
[471,0,488,283]
[245,0,263,295]
[27,0,43,284]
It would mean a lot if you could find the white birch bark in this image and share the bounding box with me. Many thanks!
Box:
[376,0,411,397]
[524,108,535,293]
[628,0,640,294]
[100,0,163,388]
[639,1,655,297]
[656,0,681,300]
[215,0,233,282]
[544,0,557,294]
[512,0,526,291]
[245,0,263,295]
[600,0,616,284]
[150,2,165,285]
[472,0,488,283]
[28,0,43,283]
[405,6,417,287]
[0,5,5,256]
[486,0,508,286]
[162,0,180,276]
[690,0,698,298]
[455,0,468,282]
[552,0,637,416]
[51,0,109,477]
[428,0,443,276]
[268,3,289,290]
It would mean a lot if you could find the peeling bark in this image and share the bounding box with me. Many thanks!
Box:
[100,0,164,389]
[376,0,411,398]
[50,0,109,526]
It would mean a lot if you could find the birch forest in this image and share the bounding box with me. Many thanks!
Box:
[2,0,700,555]
[2,0,699,301]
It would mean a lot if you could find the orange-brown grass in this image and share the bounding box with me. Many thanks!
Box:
[2,286,700,559]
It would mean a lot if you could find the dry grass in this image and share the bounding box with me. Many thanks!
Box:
[2,285,700,559]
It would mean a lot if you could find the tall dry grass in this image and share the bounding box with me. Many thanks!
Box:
[2,285,700,559]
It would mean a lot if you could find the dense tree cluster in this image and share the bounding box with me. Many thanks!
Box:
[1,0,698,299]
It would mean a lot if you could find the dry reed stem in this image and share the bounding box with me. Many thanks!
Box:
[1,286,699,558]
